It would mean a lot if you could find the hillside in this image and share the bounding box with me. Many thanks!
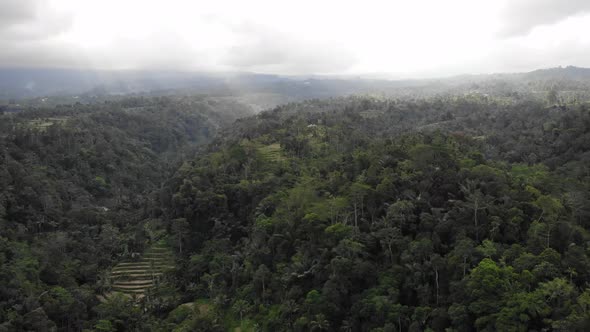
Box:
[523,66,590,81]
[160,95,590,331]
[1,90,590,331]
[3,66,590,107]
[0,95,254,331]
[107,240,175,298]
[3,0,590,329]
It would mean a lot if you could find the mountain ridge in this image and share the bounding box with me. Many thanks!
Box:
[2,65,589,100]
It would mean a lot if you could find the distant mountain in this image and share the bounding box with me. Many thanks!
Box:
[522,66,590,81]
[0,68,414,110]
[0,68,230,99]
[1,66,589,102]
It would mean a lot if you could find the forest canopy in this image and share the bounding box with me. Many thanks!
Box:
[1,81,590,331]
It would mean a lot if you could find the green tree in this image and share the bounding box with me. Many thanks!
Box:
[171,218,190,254]
[310,314,330,331]
[232,299,251,325]
[95,319,116,332]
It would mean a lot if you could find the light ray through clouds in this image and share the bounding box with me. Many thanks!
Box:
[0,0,589,78]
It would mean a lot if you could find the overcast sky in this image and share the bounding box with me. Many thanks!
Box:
[1,0,589,78]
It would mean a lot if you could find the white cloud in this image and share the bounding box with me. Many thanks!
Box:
[223,22,357,73]
[0,0,589,77]
[497,0,590,37]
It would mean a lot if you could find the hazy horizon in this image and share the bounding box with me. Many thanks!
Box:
[2,0,590,79]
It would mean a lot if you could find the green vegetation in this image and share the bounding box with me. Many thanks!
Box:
[107,240,174,298]
[24,117,70,131]
[162,95,590,331]
[2,85,590,330]
[0,95,253,330]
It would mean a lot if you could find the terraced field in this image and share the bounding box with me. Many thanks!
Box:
[258,143,283,162]
[24,117,69,131]
[106,240,174,298]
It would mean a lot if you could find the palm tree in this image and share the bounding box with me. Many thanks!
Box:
[232,299,251,325]
[97,270,112,294]
[567,267,578,283]
[310,314,330,331]
[340,319,353,332]
[281,300,299,327]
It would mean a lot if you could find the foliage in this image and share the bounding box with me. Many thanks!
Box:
[3,90,590,330]
[163,95,590,331]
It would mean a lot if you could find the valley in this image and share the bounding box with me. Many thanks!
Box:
[1,68,590,331]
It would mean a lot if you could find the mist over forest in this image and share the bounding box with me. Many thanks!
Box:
[2,1,590,331]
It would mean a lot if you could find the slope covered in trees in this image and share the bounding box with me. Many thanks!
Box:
[2,88,590,331]
[0,95,253,331]
[161,95,590,331]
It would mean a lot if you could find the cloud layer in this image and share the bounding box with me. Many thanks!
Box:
[498,0,590,37]
[0,0,589,77]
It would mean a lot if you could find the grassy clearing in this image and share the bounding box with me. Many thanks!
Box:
[258,143,283,162]
[25,117,69,131]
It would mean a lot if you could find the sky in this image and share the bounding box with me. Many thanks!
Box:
[1,0,590,78]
